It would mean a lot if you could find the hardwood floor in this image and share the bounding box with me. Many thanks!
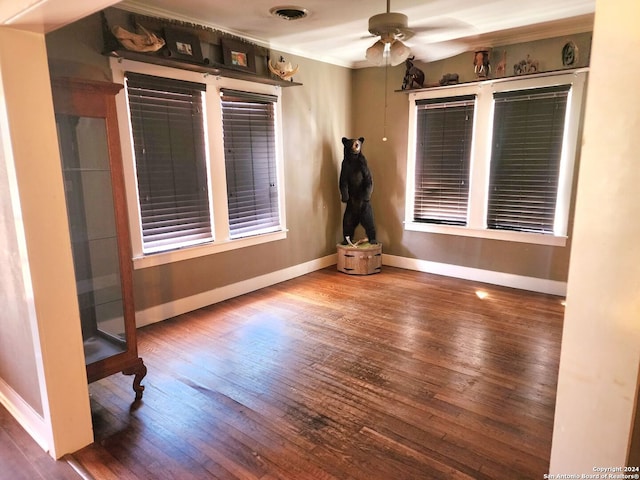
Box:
[0,404,81,480]
[70,266,565,480]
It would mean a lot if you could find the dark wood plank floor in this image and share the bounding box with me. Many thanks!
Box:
[0,404,81,480]
[71,266,564,480]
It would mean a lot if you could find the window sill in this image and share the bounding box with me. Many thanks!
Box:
[132,230,288,269]
[404,222,567,247]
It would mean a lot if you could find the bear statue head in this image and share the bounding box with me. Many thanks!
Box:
[342,137,365,158]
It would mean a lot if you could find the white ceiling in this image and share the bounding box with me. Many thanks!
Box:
[1,0,595,68]
[0,0,117,32]
[118,0,595,68]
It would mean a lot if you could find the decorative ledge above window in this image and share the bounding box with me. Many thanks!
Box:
[396,68,585,93]
[107,49,302,87]
[102,9,302,88]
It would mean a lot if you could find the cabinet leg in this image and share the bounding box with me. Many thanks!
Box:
[122,358,147,400]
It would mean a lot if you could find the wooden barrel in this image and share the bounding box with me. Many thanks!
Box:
[336,243,382,275]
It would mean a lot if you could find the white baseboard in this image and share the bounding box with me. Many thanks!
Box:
[136,253,337,327]
[136,251,566,327]
[382,254,567,296]
[0,378,49,453]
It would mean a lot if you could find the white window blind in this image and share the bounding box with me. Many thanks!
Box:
[220,89,280,239]
[414,95,475,225]
[488,85,570,234]
[126,72,212,253]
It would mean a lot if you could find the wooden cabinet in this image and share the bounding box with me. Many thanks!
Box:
[51,77,146,400]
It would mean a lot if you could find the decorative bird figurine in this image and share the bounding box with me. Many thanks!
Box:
[112,24,165,53]
[268,56,299,81]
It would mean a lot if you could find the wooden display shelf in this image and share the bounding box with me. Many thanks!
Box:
[107,49,302,88]
[397,67,585,93]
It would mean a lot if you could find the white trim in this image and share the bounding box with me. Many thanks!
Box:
[405,69,588,246]
[404,222,568,246]
[110,57,288,268]
[135,252,565,328]
[383,254,567,296]
[133,230,288,269]
[135,253,337,327]
[0,378,49,453]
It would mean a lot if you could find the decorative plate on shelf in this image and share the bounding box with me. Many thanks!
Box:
[562,41,578,67]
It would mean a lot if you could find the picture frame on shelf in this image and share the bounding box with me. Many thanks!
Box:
[221,38,257,73]
[163,27,204,63]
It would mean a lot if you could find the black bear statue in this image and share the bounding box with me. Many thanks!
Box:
[339,137,377,245]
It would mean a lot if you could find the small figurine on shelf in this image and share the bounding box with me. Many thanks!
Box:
[111,24,165,53]
[495,50,507,77]
[268,56,299,81]
[514,55,539,75]
[401,56,425,90]
[473,48,491,78]
[439,73,459,86]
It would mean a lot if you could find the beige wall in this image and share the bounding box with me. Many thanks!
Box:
[0,43,44,416]
[0,27,93,458]
[13,0,640,468]
[46,11,351,313]
[43,11,594,311]
[130,51,351,311]
[550,0,640,470]
[417,33,592,87]
[352,33,591,283]
[8,0,639,467]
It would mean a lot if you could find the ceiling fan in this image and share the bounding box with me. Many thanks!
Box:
[365,0,467,66]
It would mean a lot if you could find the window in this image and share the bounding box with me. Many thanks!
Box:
[220,89,280,238]
[488,85,570,234]
[111,58,286,267]
[126,73,212,253]
[414,95,475,226]
[406,70,587,246]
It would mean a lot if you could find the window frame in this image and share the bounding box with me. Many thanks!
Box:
[405,69,588,246]
[220,89,281,239]
[125,72,213,254]
[110,57,287,269]
[413,94,476,226]
[487,84,572,234]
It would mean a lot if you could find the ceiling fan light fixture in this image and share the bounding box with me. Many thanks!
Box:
[389,39,411,66]
[366,40,385,66]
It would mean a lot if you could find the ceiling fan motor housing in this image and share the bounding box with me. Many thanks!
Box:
[368,12,410,39]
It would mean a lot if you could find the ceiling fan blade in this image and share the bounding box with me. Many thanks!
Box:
[409,18,473,35]
[410,40,470,63]
[362,1,471,67]
[397,27,414,41]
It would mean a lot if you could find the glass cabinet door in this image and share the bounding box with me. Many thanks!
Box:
[56,114,128,365]
[51,76,146,401]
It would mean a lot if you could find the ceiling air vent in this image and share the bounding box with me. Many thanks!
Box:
[269,6,310,21]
